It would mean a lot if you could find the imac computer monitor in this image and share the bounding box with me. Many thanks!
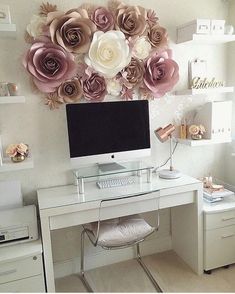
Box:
[66,100,151,167]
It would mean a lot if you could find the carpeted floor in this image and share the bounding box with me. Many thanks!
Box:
[55,250,235,292]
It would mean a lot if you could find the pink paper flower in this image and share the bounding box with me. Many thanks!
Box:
[91,7,114,32]
[143,50,179,98]
[83,73,107,101]
[22,37,77,93]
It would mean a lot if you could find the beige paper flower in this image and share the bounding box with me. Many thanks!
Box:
[6,144,18,157]
[58,79,83,103]
[148,24,168,49]
[121,57,144,88]
[115,4,147,37]
[17,143,28,155]
[48,10,96,54]
[189,125,200,135]
[44,92,64,110]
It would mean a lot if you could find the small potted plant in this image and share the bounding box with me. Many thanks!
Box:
[188,124,206,140]
[6,143,29,163]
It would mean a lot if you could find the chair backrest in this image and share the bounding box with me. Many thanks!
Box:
[93,190,160,246]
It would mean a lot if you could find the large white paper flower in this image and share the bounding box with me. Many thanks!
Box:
[26,15,47,38]
[85,30,131,78]
[132,36,152,60]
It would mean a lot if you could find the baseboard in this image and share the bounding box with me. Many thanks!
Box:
[54,235,172,279]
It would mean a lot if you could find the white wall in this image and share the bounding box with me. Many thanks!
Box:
[0,0,230,272]
[224,0,235,186]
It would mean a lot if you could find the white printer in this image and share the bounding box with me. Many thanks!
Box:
[0,205,38,246]
[0,181,38,246]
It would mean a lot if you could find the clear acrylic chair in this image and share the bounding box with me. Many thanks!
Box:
[80,193,162,292]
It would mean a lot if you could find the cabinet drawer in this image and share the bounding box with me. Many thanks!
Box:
[204,225,235,270]
[0,254,42,284]
[204,210,235,230]
[0,275,45,292]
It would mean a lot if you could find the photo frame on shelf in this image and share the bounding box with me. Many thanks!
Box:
[188,58,207,88]
[0,5,11,24]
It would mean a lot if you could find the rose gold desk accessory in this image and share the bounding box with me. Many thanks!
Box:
[154,124,181,179]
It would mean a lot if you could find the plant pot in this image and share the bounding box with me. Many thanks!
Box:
[191,134,203,140]
[11,154,26,163]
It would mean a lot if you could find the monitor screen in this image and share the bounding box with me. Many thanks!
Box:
[66,100,150,165]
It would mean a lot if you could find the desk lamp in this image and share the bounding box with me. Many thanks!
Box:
[154,124,181,179]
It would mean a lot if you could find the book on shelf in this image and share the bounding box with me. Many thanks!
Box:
[203,188,234,199]
[203,194,223,203]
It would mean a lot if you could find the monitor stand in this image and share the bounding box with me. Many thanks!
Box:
[98,162,126,173]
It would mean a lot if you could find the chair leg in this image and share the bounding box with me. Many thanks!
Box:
[80,230,94,293]
[136,243,163,292]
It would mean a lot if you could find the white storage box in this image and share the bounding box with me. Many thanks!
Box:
[211,20,225,35]
[177,19,210,43]
[194,101,232,141]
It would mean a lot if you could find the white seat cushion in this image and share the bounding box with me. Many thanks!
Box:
[83,214,155,248]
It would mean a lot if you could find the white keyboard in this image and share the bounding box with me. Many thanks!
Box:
[96,177,135,189]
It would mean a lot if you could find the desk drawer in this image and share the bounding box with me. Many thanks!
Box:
[0,255,42,284]
[204,225,235,270]
[204,210,235,230]
[50,191,160,230]
[0,275,45,292]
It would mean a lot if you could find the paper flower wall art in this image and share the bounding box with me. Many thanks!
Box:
[23,1,179,109]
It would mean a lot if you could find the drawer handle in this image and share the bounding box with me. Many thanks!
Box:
[0,269,17,276]
[222,217,235,221]
[221,234,235,239]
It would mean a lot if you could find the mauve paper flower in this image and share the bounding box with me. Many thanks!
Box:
[143,50,179,98]
[83,73,107,101]
[121,57,144,88]
[47,10,96,54]
[22,37,77,93]
[91,7,114,32]
[58,78,83,103]
[147,9,159,27]
[121,87,134,100]
[116,4,147,37]
[148,25,168,49]
[85,30,131,78]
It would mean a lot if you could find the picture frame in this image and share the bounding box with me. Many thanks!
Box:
[0,5,11,24]
[188,58,207,88]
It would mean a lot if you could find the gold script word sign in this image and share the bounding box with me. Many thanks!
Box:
[191,77,225,89]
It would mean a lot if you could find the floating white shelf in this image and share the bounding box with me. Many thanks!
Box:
[0,157,34,172]
[0,23,16,37]
[177,138,232,146]
[0,96,25,104]
[175,87,234,96]
[177,34,235,44]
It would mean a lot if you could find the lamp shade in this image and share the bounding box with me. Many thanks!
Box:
[154,124,175,143]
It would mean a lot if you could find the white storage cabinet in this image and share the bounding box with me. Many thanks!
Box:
[0,240,45,292]
[204,197,235,273]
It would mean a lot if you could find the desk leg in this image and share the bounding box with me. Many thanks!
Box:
[41,216,56,292]
[171,185,203,275]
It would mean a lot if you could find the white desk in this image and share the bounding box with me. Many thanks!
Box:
[37,174,203,292]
